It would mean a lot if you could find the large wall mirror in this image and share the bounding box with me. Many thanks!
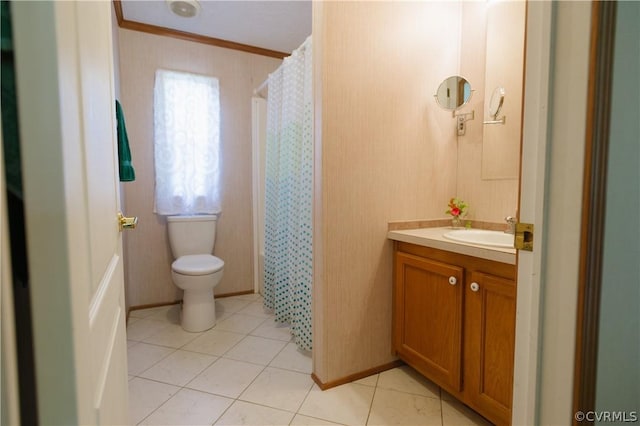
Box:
[481,1,526,180]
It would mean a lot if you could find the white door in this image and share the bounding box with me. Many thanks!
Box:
[12,2,130,424]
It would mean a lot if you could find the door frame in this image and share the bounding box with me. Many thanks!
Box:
[573,1,619,419]
[515,1,596,424]
[512,1,553,423]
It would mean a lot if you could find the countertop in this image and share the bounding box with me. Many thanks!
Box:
[387,227,517,265]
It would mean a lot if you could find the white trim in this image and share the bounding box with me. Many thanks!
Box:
[536,2,592,423]
[251,97,267,295]
[251,98,260,294]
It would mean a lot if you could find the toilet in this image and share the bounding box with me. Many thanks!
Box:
[167,214,224,332]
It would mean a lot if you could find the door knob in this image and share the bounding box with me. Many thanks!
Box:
[118,212,138,231]
[470,282,480,292]
[448,276,457,285]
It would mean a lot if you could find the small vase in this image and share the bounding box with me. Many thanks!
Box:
[451,216,463,229]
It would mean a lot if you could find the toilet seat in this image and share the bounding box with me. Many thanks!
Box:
[172,254,224,276]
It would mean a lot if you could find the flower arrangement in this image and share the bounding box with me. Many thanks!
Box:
[446,197,468,218]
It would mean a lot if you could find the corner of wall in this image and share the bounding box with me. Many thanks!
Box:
[311,0,327,383]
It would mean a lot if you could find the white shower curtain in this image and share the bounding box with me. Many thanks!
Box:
[263,37,313,351]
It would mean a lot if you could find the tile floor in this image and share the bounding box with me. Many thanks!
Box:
[127,293,492,426]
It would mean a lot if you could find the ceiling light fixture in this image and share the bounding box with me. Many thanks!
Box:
[167,0,200,18]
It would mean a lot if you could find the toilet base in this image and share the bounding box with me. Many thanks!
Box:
[181,288,216,332]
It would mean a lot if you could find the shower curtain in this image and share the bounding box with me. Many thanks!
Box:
[263,36,313,351]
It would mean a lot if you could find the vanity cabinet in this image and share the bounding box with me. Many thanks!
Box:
[393,252,464,391]
[393,242,516,426]
[465,271,517,424]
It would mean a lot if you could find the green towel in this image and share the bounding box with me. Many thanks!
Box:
[115,100,135,182]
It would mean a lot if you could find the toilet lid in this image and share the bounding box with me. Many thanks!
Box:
[172,255,224,276]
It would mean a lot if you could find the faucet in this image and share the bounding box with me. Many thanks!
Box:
[505,216,517,234]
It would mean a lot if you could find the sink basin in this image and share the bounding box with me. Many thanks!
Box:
[443,229,514,248]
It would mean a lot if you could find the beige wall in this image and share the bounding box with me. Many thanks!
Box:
[313,1,524,383]
[118,29,281,307]
[111,6,121,100]
[313,1,462,382]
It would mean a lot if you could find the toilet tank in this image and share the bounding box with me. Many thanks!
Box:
[167,214,218,258]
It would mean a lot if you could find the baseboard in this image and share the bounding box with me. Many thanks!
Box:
[126,300,181,324]
[215,289,256,298]
[125,290,257,324]
[311,360,404,390]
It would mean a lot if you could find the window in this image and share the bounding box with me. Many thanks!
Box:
[153,69,221,215]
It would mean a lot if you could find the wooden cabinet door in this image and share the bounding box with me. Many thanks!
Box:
[465,271,517,425]
[394,252,464,391]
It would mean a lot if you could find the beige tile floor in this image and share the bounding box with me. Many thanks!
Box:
[127,293,492,426]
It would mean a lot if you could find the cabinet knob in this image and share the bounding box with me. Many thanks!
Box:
[470,282,480,292]
[448,276,457,285]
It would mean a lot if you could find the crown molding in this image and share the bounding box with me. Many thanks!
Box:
[112,0,288,59]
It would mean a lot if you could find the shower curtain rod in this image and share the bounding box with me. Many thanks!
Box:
[253,78,268,97]
[253,36,311,98]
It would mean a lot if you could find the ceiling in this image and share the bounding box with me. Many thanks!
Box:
[119,0,312,56]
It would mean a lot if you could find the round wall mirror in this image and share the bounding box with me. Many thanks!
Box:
[488,86,505,118]
[434,76,472,111]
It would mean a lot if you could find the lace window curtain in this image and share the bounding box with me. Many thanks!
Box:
[154,69,221,215]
